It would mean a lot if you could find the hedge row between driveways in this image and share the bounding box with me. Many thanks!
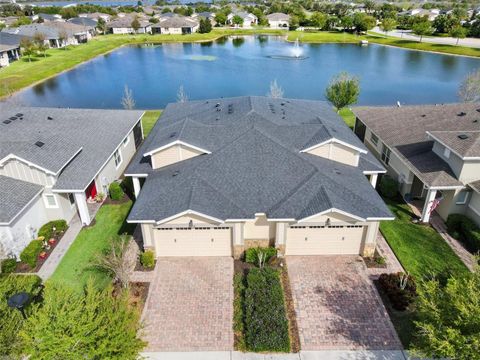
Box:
[245,267,290,352]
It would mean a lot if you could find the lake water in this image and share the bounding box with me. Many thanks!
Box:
[11,36,480,109]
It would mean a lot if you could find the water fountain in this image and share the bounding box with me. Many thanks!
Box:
[267,38,308,60]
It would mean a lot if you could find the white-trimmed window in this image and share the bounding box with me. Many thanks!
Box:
[370,133,379,146]
[456,190,470,205]
[123,135,130,147]
[381,145,391,165]
[43,194,58,208]
[114,149,122,169]
[443,147,451,159]
[68,193,75,207]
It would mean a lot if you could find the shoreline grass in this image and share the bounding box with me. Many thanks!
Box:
[2,28,480,99]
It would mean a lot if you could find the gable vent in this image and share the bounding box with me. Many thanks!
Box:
[35,141,45,147]
[458,134,469,140]
[458,112,467,117]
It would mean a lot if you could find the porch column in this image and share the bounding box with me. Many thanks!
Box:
[232,223,244,259]
[275,222,287,255]
[369,173,378,188]
[74,192,91,226]
[132,177,141,198]
[421,188,438,223]
[362,221,379,257]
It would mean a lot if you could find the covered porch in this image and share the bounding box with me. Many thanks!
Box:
[73,179,104,226]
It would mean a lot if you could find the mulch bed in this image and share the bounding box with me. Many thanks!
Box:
[280,263,301,353]
[363,250,388,269]
[104,193,131,205]
[134,260,156,272]
[112,281,150,313]
[15,229,68,273]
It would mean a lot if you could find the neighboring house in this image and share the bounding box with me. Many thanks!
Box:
[354,103,480,225]
[0,105,144,259]
[126,96,392,259]
[3,24,79,47]
[0,16,20,27]
[107,16,152,34]
[78,12,111,23]
[399,8,440,21]
[227,11,258,28]
[192,11,216,25]
[35,13,64,22]
[68,17,98,29]
[151,16,199,34]
[0,32,21,67]
[267,13,290,28]
[43,21,95,43]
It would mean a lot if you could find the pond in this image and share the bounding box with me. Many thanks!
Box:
[11,36,480,109]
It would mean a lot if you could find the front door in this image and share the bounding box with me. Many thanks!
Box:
[410,175,425,199]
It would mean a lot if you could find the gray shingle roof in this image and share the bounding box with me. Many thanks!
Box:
[266,13,290,21]
[353,103,480,187]
[428,131,480,158]
[128,96,390,222]
[153,16,198,28]
[0,32,21,52]
[67,17,98,28]
[0,175,43,224]
[0,105,143,191]
[2,24,64,40]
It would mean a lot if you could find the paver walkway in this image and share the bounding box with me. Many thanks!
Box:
[141,257,234,352]
[287,256,402,351]
[37,215,83,280]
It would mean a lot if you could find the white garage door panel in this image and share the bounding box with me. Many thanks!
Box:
[286,226,364,255]
[154,227,232,257]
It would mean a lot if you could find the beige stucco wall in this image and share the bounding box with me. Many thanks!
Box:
[0,158,56,186]
[435,189,469,221]
[432,141,480,183]
[243,215,275,240]
[150,144,204,170]
[43,190,77,223]
[307,142,358,166]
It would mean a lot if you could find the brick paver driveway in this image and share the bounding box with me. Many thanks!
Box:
[141,257,234,351]
[287,256,402,350]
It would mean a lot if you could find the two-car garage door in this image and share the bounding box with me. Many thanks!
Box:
[286,225,365,255]
[154,227,232,257]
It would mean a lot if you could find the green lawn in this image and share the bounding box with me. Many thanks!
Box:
[141,110,162,137]
[49,201,133,293]
[380,197,468,280]
[338,108,356,129]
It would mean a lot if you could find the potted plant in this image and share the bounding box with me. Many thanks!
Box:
[95,193,105,203]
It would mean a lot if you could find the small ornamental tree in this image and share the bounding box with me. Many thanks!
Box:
[58,30,68,49]
[33,32,48,57]
[20,38,35,62]
[353,13,376,32]
[131,17,141,32]
[19,280,145,359]
[412,20,434,42]
[380,17,396,35]
[199,18,212,33]
[325,72,360,111]
[232,15,243,27]
[449,25,467,45]
[309,11,327,29]
[413,266,480,359]
[215,12,227,26]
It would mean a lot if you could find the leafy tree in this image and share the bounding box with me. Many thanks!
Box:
[131,17,141,32]
[433,14,459,34]
[33,32,47,57]
[20,38,35,62]
[450,25,468,45]
[19,280,145,359]
[412,20,434,42]
[309,11,327,29]
[215,12,227,25]
[198,18,212,33]
[353,13,376,33]
[161,7,172,14]
[413,267,480,359]
[380,17,396,34]
[363,0,376,14]
[459,69,480,102]
[340,15,354,31]
[96,17,108,34]
[325,71,360,111]
[12,16,31,27]
[232,15,243,27]
[452,6,468,21]
[59,6,77,19]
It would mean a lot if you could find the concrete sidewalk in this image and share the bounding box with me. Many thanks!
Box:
[142,350,411,360]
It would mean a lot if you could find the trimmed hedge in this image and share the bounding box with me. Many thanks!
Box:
[20,240,43,268]
[378,272,416,311]
[378,176,398,199]
[245,247,277,266]
[245,267,290,352]
[38,219,68,240]
[0,274,42,356]
[109,182,124,201]
[446,214,480,253]
[1,258,17,274]
[140,250,155,269]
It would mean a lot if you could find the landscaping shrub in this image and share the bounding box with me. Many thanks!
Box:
[378,176,398,199]
[446,213,480,253]
[233,273,246,351]
[109,182,124,201]
[245,267,290,352]
[20,240,43,268]
[245,247,277,266]
[38,219,68,239]
[0,275,42,356]
[140,250,155,269]
[378,272,416,311]
[1,258,17,274]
